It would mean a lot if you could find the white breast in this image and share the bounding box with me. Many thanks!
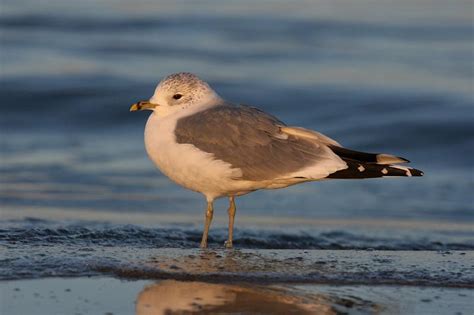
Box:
[144,111,250,201]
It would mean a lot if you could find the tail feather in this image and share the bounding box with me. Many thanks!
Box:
[327,145,423,179]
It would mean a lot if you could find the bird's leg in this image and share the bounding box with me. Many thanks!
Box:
[200,201,214,248]
[224,196,236,249]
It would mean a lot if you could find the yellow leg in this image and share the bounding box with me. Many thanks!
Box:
[200,201,214,248]
[224,196,236,249]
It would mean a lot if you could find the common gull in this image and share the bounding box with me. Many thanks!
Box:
[130,72,423,248]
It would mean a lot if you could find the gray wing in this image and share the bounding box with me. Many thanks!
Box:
[174,104,343,181]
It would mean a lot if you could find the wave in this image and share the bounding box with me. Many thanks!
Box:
[2,220,472,250]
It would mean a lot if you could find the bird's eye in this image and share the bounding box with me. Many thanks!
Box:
[173,94,182,100]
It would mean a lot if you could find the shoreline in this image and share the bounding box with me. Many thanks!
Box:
[2,249,472,287]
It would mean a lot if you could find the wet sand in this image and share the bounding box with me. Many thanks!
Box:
[3,245,472,286]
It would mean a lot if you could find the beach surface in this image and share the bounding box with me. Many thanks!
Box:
[1,210,473,314]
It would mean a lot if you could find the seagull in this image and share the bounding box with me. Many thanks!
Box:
[130,72,423,248]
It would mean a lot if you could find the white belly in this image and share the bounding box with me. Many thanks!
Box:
[144,112,250,200]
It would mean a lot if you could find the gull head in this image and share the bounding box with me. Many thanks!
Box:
[130,72,221,116]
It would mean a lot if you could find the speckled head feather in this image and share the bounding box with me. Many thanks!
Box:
[159,72,207,90]
[151,72,219,108]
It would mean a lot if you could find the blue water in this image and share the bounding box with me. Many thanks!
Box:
[1,0,473,265]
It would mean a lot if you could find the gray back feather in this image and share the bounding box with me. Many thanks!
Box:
[175,104,326,181]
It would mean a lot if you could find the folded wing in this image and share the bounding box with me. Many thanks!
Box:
[174,105,347,181]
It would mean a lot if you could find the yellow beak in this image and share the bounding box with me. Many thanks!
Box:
[130,100,159,112]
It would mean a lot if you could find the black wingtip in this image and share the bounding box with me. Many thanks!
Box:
[410,168,424,176]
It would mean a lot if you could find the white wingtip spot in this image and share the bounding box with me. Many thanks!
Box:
[358,165,365,172]
[381,168,388,175]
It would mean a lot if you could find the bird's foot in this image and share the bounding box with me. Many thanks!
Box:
[224,240,233,249]
[200,240,208,248]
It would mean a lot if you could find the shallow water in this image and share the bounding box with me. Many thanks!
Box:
[3,277,473,315]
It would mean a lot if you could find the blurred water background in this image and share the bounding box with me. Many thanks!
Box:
[1,0,473,255]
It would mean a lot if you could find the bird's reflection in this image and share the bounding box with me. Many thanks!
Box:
[136,280,334,315]
[139,250,380,314]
